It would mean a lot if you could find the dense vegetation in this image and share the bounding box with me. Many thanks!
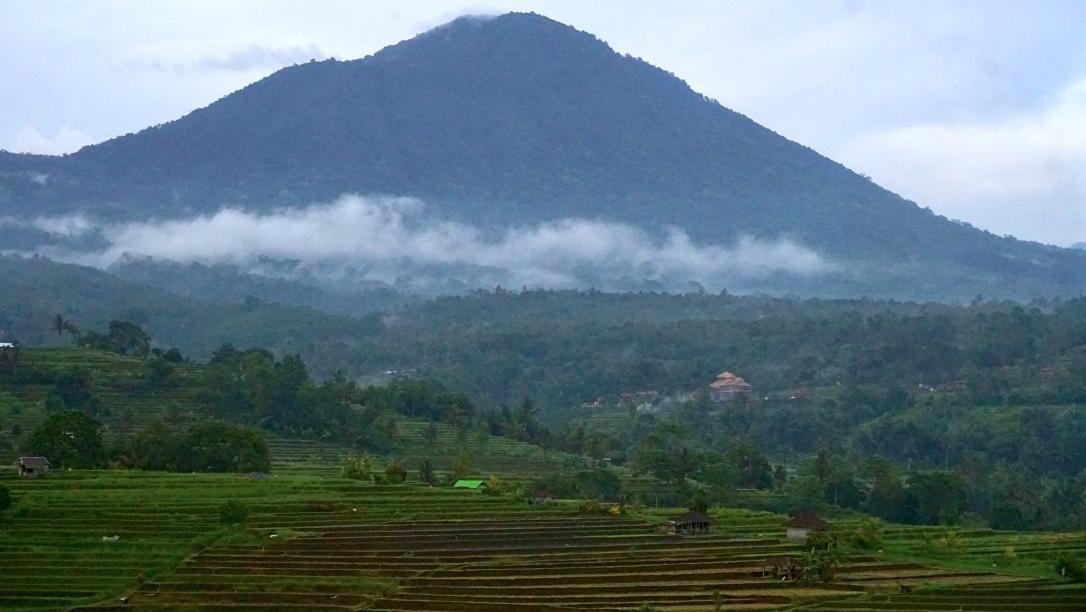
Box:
[4,285,1086,532]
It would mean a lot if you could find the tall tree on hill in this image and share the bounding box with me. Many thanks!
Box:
[27,411,104,468]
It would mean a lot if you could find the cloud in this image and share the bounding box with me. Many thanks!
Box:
[6,125,95,155]
[142,44,326,73]
[839,75,1086,246]
[37,195,833,291]
[0,213,96,237]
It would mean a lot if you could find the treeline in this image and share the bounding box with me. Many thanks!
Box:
[23,410,270,473]
[618,403,1086,532]
[200,344,397,452]
[350,292,1086,410]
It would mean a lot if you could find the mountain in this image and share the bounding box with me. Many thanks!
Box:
[1073,242,1086,250]
[2,12,1084,300]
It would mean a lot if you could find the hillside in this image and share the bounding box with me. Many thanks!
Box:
[0,255,382,373]
[0,346,582,478]
[1,13,1083,299]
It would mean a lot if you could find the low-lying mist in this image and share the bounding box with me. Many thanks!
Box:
[23,195,836,293]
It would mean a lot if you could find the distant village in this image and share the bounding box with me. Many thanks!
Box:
[580,370,761,413]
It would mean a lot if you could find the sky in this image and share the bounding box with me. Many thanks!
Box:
[1,0,1084,246]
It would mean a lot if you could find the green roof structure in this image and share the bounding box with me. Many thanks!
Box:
[453,479,486,489]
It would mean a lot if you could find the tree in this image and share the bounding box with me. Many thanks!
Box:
[634,423,694,484]
[423,422,440,448]
[908,471,966,524]
[727,440,774,489]
[419,458,436,485]
[53,313,66,336]
[27,411,104,468]
[452,452,473,480]
[116,419,185,470]
[1056,555,1086,582]
[106,320,151,357]
[574,468,623,501]
[219,500,249,525]
[48,368,102,417]
[145,357,175,389]
[694,452,738,499]
[177,422,270,473]
[79,320,152,357]
[0,483,10,512]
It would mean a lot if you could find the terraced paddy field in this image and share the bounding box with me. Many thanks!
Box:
[6,468,1081,611]
[0,348,203,440]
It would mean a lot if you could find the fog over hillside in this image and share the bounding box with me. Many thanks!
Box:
[21,195,832,294]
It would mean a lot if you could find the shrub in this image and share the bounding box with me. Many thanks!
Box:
[481,475,507,496]
[218,500,249,525]
[685,490,710,514]
[851,517,884,549]
[0,484,10,512]
[1056,555,1086,582]
[578,500,605,515]
[340,453,375,481]
[806,530,838,551]
[577,500,620,515]
[938,529,963,551]
[385,462,407,484]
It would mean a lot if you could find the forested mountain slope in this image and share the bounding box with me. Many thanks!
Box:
[1,13,1084,298]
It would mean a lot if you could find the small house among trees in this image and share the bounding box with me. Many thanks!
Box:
[664,510,710,535]
[709,371,753,403]
[13,456,51,478]
[786,512,829,539]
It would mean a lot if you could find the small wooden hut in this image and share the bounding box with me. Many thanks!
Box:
[14,456,51,478]
[664,511,710,536]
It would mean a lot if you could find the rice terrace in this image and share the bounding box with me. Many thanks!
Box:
[1,347,1085,610]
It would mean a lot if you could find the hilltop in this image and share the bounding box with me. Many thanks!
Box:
[1,13,1083,299]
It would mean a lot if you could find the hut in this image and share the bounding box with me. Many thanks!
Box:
[453,479,486,490]
[762,555,803,580]
[14,456,51,478]
[527,489,553,505]
[709,371,753,403]
[786,512,829,539]
[664,511,710,536]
